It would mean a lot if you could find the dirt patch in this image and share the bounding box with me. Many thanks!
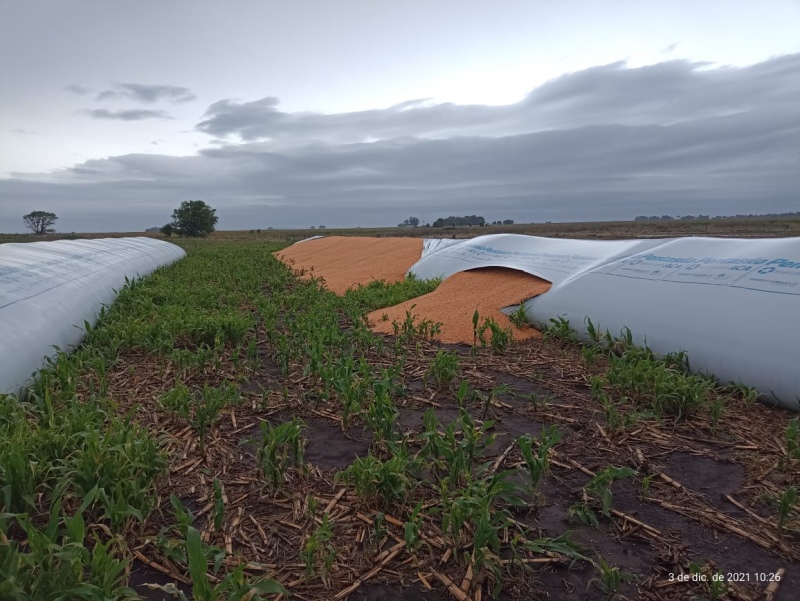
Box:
[367,267,552,344]
[303,418,372,469]
[355,582,440,600]
[660,451,745,501]
[274,236,423,295]
[129,560,192,600]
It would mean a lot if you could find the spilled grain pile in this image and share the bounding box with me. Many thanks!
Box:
[275,237,552,344]
[366,267,551,344]
[274,236,423,295]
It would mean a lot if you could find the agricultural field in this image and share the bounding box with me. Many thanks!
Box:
[1,237,798,601]
[1,214,800,246]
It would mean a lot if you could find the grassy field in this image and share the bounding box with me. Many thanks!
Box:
[2,215,800,246]
[1,237,799,600]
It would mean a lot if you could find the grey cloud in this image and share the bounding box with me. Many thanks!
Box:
[11,128,37,134]
[83,109,173,121]
[196,54,800,145]
[64,84,92,95]
[95,83,197,104]
[3,54,798,232]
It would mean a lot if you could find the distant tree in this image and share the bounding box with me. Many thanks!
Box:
[431,215,486,227]
[398,216,420,228]
[23,211,58,235]
[169,200,218,238]
[502,219,514,225]
[319,225,326,229]
[160,223,174,237]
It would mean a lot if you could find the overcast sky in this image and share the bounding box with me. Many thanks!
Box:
[1,0,799,233]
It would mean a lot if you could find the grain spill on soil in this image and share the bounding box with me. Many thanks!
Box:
[275,235,552,344]
[368,267,551,343]
[274,236,423,295]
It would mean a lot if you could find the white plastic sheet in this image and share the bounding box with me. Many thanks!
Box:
[0,237,186,395]
[410,234,800,411]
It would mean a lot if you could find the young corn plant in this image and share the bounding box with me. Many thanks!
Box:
[258,417,306,490]
[786,418,800,465]
[605,345,713,420]
[584,316,605,346]
[508,304,528,330]
[336,451,413,509]
[2,489,139,600]
[455,379,478,409]
[584,465,636,518]
[425,349,461,390]
[158,526,287,601]
[592,378,655,437]
[541,316,578,344]
[391,306,442,344]
[475,383,511,420]
[475,316,513,354]
[438,472,525,597]
[517,425,562,501]
[364,388,399,451]
[301,513,337,584]
[333,360,369,433]
[709,397,726,432]
[404,501,425,555]
[567,502,600,530]
[472,308,481,352]
[417,407,495,485]
[725,381,760,405]
[589,555,633,596]
[161,381,240,454]
[776,486,797,538]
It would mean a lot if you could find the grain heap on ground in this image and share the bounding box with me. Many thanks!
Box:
[275,236,552,344]
[367,267,551,343]
[275,236,423,295]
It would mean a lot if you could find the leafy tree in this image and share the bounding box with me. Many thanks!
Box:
[398,216,420,228]
[160,223,174,237]
[23,211,58,235]
[432,215,485,227]
[169,200,218,237]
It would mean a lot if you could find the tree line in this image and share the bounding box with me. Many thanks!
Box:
[635,211,800,222]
